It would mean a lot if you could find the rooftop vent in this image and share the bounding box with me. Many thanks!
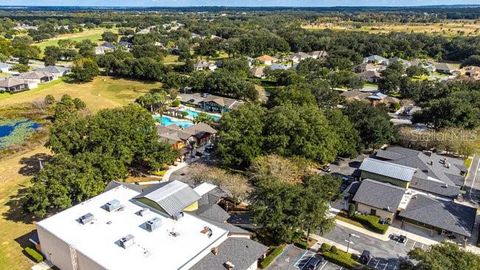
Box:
[79,213,94,225]
[224,261,235,270]
[119,234,135,249]
[145,217,162,232]
[104,199,121,212]
[138,208,150,217]
[201,226,213,238]
[173,211,184,221]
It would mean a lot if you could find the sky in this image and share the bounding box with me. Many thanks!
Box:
[1,0,480,7]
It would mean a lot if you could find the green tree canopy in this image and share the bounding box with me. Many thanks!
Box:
[263,103,339,163]
[401,242,480,270]
[216,103,266,169]
[344,101,398,149]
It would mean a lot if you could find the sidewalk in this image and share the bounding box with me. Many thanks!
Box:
[161,161,188,181]
[309,233,361,255]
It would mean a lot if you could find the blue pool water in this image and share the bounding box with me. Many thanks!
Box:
[181,109,221,122]
[155,115,194,129]
[0,120,40,138]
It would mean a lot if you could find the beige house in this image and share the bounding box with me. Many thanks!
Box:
[256,55,277,66]
[353,179,406,221]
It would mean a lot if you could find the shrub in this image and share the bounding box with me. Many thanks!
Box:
[25,247,44,263]
[352,214,389,234]
[293,239,308,249]
[348,203,356,218]
[330,245,338,254]
[259,245,285,269]
[320,243,332,253]
[322,249,360,269]
[171,100,181,107]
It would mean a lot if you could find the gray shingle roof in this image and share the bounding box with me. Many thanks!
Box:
[399,195,476,237]
[0,77,27,88]
[35,66,69,74]
[409,178,460,199]
[191,237,267,270]
[353,179,406,212]
[360,158,416,182]
[374,147,466,197]
[197,204,231,223]
[135,180,201,216]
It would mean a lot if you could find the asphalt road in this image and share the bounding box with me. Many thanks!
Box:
[321,224,424,260]
[465,155,480,204]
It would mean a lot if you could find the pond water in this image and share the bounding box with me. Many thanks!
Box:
[0,119,41,149]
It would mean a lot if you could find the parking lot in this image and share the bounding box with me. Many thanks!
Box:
[268,245,342,270]
[367,257,400,270]
[320,223,431,270]
[294,251,342,270]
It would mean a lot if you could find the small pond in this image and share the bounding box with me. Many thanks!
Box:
[0,119,41,149]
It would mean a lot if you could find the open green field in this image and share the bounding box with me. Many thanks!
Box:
[0,146,51,270]
[303,20,480,37]
[34,28,116,55]
[0,76,162,113]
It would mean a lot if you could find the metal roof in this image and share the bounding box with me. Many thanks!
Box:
[136,180,201,216]
[353,179,406,213]
[360,158,416,182]
[399,195,476,237]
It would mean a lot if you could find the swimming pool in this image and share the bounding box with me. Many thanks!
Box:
[154,115,193,129]
[181,109,221,122]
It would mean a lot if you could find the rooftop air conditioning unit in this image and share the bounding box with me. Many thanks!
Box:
[79,213,94,225]
[119,234,135,249]
[105,199,121,212]
[145,217,162,232]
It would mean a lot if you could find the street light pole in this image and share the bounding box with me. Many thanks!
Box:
[345,233,360,253]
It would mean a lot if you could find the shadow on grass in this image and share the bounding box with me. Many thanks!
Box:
[3,185,39,224]
[18,153,52,177]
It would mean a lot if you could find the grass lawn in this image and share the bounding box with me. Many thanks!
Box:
[163,54,182,65]
[34,28,116,56]
[0,146,52,270]
[0,76,162,113]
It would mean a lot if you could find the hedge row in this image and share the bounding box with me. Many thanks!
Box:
[259,245,285,269]
[352,214,389,234]
[320,243,360,269]
[25,247,44,263]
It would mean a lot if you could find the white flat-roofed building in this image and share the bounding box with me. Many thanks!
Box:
[36,185,229,270]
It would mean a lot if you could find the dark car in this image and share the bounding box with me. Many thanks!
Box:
[389,234,407,243]
[359,250,371,264]
[305,256,324,270]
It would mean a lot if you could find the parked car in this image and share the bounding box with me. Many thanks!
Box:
[389,234,407,243]
[359,250,371,264]
[305,256,324,270]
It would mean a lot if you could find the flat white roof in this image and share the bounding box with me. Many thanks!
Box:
[193,182,217,196]
[37,185,228,270]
